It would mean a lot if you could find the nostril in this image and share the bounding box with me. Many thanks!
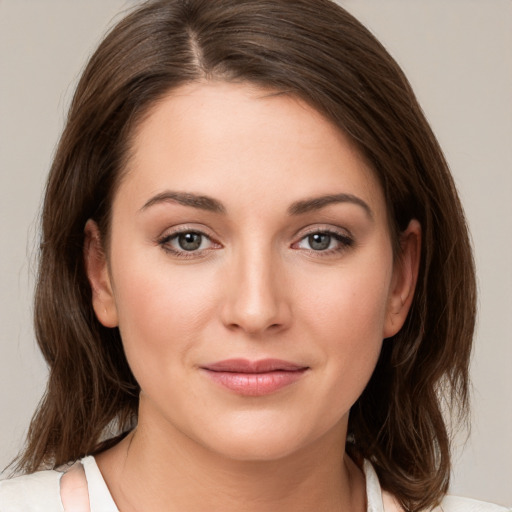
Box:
[219,272,292,335]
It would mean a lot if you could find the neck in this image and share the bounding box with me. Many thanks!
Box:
[97,411,366,512]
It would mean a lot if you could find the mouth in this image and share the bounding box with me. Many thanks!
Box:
[200,359,309,396]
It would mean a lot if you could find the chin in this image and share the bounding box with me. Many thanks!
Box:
[191,411,341,463]
[208,432,309,462]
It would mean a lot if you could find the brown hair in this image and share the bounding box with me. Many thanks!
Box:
[17,1,475,510]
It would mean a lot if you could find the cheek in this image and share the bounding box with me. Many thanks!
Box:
[298,258,392,345]
[109,249,221,377]
[296,256,392,405]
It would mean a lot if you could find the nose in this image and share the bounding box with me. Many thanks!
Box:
[220,244,292,336]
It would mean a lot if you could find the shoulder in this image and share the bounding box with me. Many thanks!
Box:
[436,495,511,512]
[373,463,509,512]
[0,469,64,511]
[382,492,509,512]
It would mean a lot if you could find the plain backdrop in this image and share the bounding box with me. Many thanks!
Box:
[0,0,511,506]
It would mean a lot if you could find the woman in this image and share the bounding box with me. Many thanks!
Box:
[0,0,508,510]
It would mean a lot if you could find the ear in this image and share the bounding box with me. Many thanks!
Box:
[84,219,118,328]
[383,219,421,338]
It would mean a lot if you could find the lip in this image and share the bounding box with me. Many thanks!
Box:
[200,358,309,396]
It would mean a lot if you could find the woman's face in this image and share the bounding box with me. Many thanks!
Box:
[87,82,417,461]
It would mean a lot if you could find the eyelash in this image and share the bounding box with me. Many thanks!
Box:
[157,227,354,259]
[157,229,219,259]
[294,229,354,256]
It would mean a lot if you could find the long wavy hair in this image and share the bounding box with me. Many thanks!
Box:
[16,1,476,510]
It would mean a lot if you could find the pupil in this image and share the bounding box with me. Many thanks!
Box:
[178,233,202,251]
[309,233,331,250]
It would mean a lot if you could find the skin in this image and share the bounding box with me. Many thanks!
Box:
[85,81,420,512]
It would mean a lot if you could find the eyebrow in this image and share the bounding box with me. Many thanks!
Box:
[288,193,373,219]
[140,190,372,219]
[140,191,226,214]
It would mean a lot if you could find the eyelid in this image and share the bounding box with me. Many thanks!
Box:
[294,224,354,241]
[156,223,217,240]
[291,225,355,255]
[156,224,222,258]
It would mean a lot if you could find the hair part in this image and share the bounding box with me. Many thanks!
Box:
[16,1,475,510]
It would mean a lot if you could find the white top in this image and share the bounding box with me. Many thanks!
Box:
[0,456,509,511]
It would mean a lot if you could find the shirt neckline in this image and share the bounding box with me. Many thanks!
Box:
[80,455,385,512]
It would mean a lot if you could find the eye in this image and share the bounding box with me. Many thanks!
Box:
[304,233,333,251]
[158,229,218,257]
[295,230,354,254]
[175,232,206,251]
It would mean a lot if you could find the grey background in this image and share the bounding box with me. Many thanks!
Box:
[1,0,511,506]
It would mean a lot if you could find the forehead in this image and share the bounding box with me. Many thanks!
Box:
[118,81,386,220]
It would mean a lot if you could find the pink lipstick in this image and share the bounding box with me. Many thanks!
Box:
[201,359,308,396]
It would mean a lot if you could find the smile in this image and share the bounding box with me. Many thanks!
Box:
[200,359,309,396]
